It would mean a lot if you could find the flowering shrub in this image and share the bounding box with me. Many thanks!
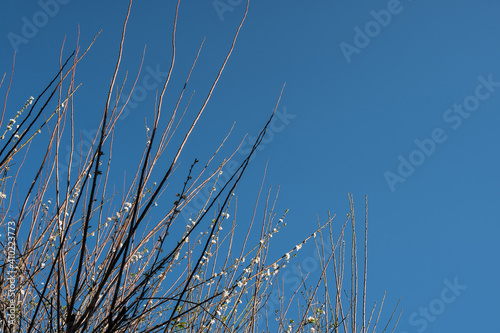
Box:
[0,1,399,332]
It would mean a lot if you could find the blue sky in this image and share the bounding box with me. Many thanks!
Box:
[1,0,499,331]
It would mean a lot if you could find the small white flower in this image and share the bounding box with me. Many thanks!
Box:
[285,253,290,260]
[295,244,302,251]
[0,192,6,199]
[194,274,200,280]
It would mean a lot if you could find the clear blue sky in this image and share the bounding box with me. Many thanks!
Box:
[1,0,499,331]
